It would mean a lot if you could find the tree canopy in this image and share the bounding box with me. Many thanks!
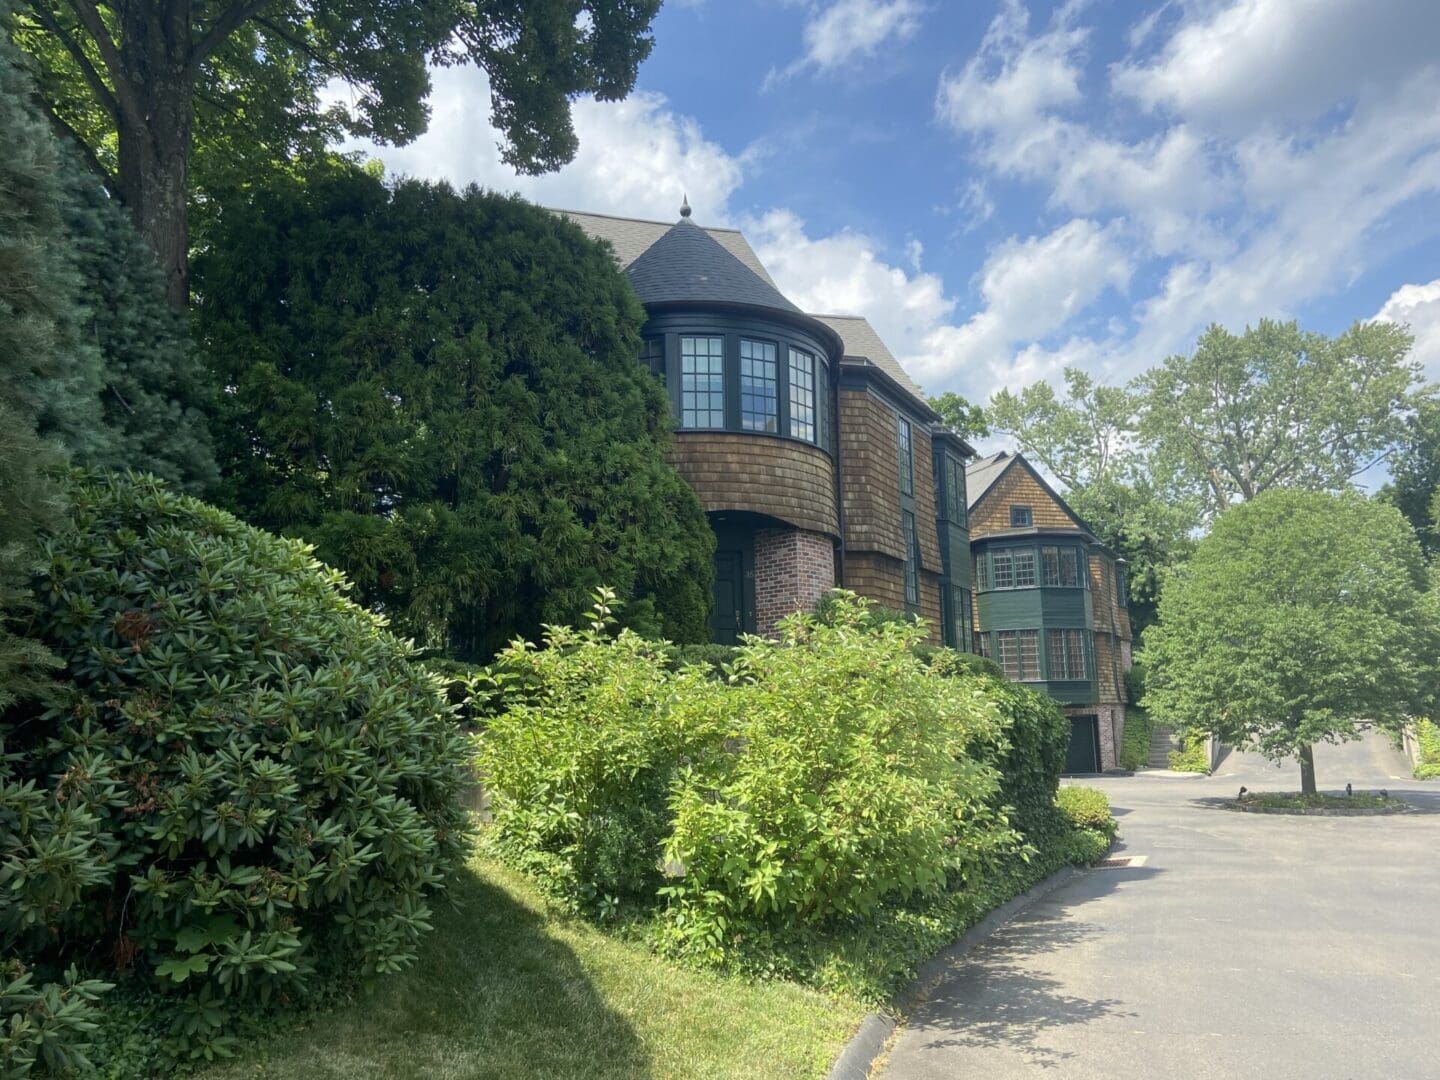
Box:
[928,390,990,443]
[11,0,662,304]
[1141,489,1436,793]
[1382,392,1440,557]
[1136,319,1419,516]
[194,169,714,659]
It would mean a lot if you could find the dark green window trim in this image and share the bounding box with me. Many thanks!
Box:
[679,335,725,429]
[995,628,1041,681]
[902,510,920,610]
[897,417,914,497]
[739,338,778,433]
[1046,628,1090,680]
[977,544,1090,593]
[1010,504,1033,528]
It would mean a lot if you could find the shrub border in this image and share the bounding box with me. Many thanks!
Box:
[1220,802,1411,817]
[825,848,1107,1080]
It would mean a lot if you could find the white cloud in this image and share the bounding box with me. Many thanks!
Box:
[926,0,1440,399]
[1112,0,1440,131]
[1376,279,1440,379]
[329,65,745,223]
[766,0,924,87]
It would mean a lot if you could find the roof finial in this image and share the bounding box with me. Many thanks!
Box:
[679,193,692,219]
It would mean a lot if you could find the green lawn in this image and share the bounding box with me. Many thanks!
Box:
[197,854,863,1080]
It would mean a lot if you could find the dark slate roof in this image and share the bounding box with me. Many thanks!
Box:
[811,314,928,404]
[624,219,803,313]
[555,209,778,285]
[965,451,1014,510]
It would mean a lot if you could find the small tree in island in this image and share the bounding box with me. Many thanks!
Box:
[1142,490,1437,794]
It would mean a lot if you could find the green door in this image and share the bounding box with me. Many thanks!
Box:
[711,550,746,644]
[1065,715,1101,774]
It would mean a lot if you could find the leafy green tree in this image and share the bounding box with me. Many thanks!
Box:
[929,390,990,442]
[1381,392,1440,557]
[195,168,713,660]
[1136,319,1420,516]
[987,368,1199,635]
[10,0,662,305]
[1142,490,1436,794]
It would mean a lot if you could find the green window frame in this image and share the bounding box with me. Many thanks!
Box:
[680,335,725,429]
[1046,628,1089,680]
[787,347,817,442]
[992,550,1014,589]
[902,510,920,610]
[1010,505,1033,528]
[1013,549,1037,588]
[641,337,665,381]
[996,629,1040,681]
[739,339,778,433]
[897,417,914,497]
[945,455,966,525]
[975,553,988,591]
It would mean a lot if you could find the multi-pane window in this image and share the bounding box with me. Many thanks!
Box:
[788,348,816,442]
[996,630,1040,681]
[1010,505,1033,528]
[1047,629,1089,681]
[680,336,724,428]
[897,417,914,496]
[951,585,974,653]
[1013,549,1037,587]
[991,550,1014,589]
[1040,546,1084,587]
[739,339,778,433]
[902,511,920,609]
[944,456,966,524]
[641,337,665,381]
[975,553,989,591]
[976,631,991,658]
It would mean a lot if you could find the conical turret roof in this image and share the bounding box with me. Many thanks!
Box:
[625,218,802,313]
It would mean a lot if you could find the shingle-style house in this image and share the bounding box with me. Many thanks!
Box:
[560,204,1128,769]
[967,451,1133,772]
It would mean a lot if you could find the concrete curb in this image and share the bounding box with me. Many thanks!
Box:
[825,860,1092,1080]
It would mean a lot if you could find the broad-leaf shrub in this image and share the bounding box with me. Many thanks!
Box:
[476,591,717,914]
[963,676,1069,837]
[1055,786,1116,835]
[1,473,469,1062]
[659,602,1013,960]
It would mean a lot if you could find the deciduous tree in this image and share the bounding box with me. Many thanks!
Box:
[195,168,713,659]
[1381,392,1440,557]
[11,0,662,305]
[1142,490,1435,794]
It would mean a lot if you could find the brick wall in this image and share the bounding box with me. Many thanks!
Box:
[669,433,838,538]
[1066,704,1125,772]
[754,528,836,634]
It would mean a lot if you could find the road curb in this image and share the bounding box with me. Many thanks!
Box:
[825,859,1093,1080]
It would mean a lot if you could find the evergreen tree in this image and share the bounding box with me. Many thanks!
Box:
[57,148,218,491]
[195,169,713,659]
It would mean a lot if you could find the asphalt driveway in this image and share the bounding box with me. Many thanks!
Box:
[879,731,1440,1080]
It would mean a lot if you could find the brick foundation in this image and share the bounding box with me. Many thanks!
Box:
[1066,703,1126,773]
[754,528,836,635]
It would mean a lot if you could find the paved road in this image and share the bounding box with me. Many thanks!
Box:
[880,731,1440,1080]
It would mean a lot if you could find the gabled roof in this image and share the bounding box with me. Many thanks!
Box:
[965,450,1102,544]
[625,219,803,313]
[555,208,777,286]
[965,451,1016,510]
[811,314,928,405]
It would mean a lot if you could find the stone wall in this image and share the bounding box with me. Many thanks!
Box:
[754,528,836,634]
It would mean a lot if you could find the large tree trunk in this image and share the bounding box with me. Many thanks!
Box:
[1298,743,1317,795]
[115,0,195,309]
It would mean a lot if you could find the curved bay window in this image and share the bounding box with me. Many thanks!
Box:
[641,315,837,453]
[978,541,1089,593]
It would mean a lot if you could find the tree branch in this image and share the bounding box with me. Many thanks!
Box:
[26,3,120,123]
[190,0,268,70]
[59,0,130,98]
[34,93,117,193]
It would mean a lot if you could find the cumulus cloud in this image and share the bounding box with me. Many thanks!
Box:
[1376,280,1440,379]
[328,65,745,223]
[766,0,924,87]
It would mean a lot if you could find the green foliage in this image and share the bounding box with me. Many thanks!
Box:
[1119,707,1154,771]
[1237,791,1403,810]
[970,677,1069,836]
[1137,319,1421,516]
[1,472,470,1066]
[928,391,990,441]
[666,643,742,677]
[196,170,713,660]
[1414,719,1440,780]
[54,148,218,491]
[0,962,113,1076]
[917,644,1005,681]
[1143,490,1437,789]
[1055,786,1116,834]
[476,589,709,915]
[658,600,1013,961]
[1167,738,1210,774]
[1380,392,1440,558]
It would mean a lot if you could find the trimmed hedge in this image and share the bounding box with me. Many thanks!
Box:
[1056,786,1116,834]
[1,473,470,1067]
[1168,735,1211,773]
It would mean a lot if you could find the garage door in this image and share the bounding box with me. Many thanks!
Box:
[1065,715,1101,774]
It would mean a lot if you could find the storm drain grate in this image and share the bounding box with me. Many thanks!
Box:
[1096,854,1148,869]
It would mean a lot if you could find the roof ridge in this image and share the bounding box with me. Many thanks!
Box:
[547,206,743,234]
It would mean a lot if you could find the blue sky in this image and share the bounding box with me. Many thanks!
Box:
[337,0,1440,407]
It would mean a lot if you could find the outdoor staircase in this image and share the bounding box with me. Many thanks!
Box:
[1148,722,1180,769]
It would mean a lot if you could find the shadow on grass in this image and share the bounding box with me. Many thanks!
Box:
[211,864,650,1080]
[1189,790,1440,816]
[907,865,1158,1069]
